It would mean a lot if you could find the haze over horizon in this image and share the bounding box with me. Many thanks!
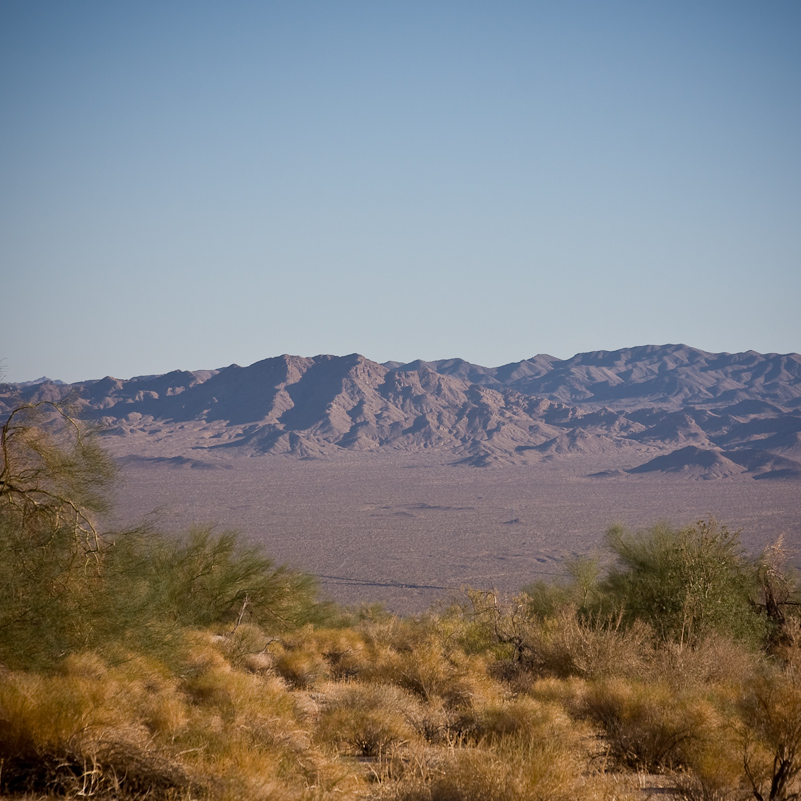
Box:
[2,2,800,384]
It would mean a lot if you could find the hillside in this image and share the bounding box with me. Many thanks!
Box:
[3,345,801,480]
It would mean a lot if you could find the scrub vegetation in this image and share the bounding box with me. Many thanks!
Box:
[2,403,801,800]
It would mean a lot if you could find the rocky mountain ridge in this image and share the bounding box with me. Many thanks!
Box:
[3,345,800,479]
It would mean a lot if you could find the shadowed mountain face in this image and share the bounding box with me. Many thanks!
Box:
[3,345,801,479]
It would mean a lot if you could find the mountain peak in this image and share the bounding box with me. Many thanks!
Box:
[2,345,799,478]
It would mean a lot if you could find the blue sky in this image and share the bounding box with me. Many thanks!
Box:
[2,1,800,383]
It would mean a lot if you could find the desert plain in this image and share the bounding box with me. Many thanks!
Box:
[112,451,801,614]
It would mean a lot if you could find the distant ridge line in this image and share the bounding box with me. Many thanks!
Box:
[3,344,800,480]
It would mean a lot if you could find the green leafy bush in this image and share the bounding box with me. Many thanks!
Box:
[0,402,117,667]
[0,403,328,669]
[602,519,768,647]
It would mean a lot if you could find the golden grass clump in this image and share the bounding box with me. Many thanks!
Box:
[381,730,612,801]
[0,662,192,798]
[272,641,331,688]
[531,609,654,680]
[456,695,577,746]
[268,623,374,687]
[313,625,374,678]
[581,677,722,772]
[359,629,496,712]
[161,631,368,800]
[316,682,424,757]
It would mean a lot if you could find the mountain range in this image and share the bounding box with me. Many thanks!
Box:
[3,344,801,480]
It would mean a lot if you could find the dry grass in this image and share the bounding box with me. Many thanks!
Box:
[0,659,193,799]
[374,731,634,801]
[3,601,801,800]
[581,677,723,771]
[529,608,655,679]
[316,682,424,756]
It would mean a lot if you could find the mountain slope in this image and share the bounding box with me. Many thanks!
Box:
[2,345,800,478]
[405,344,801,410]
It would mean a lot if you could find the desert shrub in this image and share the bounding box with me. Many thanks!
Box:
[402,643,489,708]
[315,625,373,678]
[459,589,542,671]
[648,632,761,692]
[0,637,372,799]
[738,655,801,801]
[455,695,577,747]
[673,728,748,801]
[0,661,193,798]
[531,607,654,680]
[272,641,330,689]
[0,401,115,526]
[351,612,495,709]
[602,520,768,648]
[0,402,330,672]
[268,624,376,687]
[0,403,116,668]
[464,587,654,683]
[582,677,720,771]
[755,538,801,652]
[104,525,327,633]
[427,597,514,659]
[316,682,424,757]
[0,512,98,667]
[524,674,585,702]
[383,728,610,801]
[524,554,605,620]
[208,622,274,671]
[368,636,494,710]
[164,631,359,800]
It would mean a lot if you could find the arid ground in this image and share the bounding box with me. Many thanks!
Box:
[111,452,801,614]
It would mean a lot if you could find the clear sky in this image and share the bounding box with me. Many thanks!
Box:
[2,1,800,383]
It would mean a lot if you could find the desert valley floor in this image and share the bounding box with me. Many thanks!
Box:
[111,452,801,615]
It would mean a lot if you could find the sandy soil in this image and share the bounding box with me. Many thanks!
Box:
[110,451,801,615]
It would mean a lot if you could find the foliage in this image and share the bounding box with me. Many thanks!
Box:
[602,519,769,647]
[523,554,604,620]
[522,520,781,650]
[0,401,116,527]
[100,526,326,644]
[0,403,328,669]
[0,402,117,667]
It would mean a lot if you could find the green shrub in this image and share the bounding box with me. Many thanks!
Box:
[103,525,326,635]
[602,520,768,647]
[0,403,329,670]
[524,555,605,620]
[0,403,116,668]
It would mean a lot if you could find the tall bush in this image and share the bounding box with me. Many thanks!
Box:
[0,402,116,667]
[0,402,325,669]
[602,520,767,647]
